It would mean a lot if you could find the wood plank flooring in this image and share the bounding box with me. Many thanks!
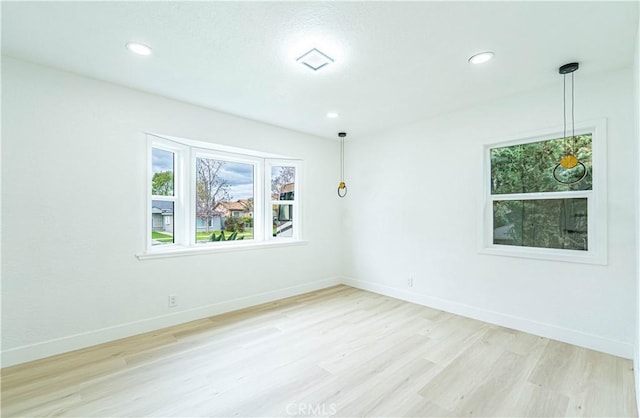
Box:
[1,285,637,417]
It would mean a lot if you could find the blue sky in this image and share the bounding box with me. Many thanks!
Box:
[219,162,253,200]
[152,148,173,173]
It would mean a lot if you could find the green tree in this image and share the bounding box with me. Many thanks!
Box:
[491,134,591,250]
[224,216,245,233]
[491,134,592,195]
[196,158,230,232]
[152,171,173,196]
[271,167,295,198]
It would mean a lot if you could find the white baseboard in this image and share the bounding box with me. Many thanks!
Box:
[634,343,639,413]
[2,276,632,368]
[343,277,633,359]
[1,277,342,368]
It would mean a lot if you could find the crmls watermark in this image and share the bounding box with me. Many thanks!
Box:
[285,402,337,416]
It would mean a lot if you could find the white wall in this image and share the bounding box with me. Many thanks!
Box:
[343,67,636,358]
[1,57,342,366]
[634,4,640,410]
[2,55,638,369]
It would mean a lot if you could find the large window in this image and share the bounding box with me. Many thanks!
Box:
[481,121,606,264]
[194,154,256,244]
[145,134,301,255]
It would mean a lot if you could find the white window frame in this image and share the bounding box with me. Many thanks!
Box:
[147,137,187,253]
[141,134,304,259]
[266,160,302,241]
[479,119,607,265]
[190,147,264,247]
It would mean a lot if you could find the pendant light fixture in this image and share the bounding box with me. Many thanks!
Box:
[553,62,587,184]
[338,132,347,197]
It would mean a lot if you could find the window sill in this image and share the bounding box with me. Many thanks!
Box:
[479,245,606,265]
[137,240,308,260]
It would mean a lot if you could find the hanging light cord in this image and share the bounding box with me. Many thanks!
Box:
[341,136,344,183]
[571,70,576,151]
[338,135,347,197]
[562,71,576,155]
[563,73,567,151]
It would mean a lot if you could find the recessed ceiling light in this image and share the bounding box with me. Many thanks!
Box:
[327,112,339,118]
[468,51,494,65]
[126,42,152,56]
[297,48,334,71]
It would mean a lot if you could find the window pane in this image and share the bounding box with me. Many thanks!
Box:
[152,148,174,196]
[271,166,295,200]
[273,204,294,237]
[493,198,587,250]
[151,200,174,245]
[195,157,254,243]
[490,134,592,194]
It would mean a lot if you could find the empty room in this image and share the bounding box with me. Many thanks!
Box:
[2,1,640,417]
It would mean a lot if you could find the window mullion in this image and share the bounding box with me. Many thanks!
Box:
[187,147,196,247]
[490,191,592,201]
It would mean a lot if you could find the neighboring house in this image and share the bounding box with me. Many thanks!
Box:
[273,183,294,236]
[279,182,294,200]
[196,200,252,233]
[155,200,252,234]
[213,200,253,218]
[196,211,224,232]
[151,200,174,233]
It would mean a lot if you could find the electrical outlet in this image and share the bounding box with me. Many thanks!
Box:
[168,294,177,308]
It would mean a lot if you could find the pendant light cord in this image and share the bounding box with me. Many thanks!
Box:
[338,134,347,197]
[340,136,344,183]
[563,73,568,155]
[562,72,577,155]
[571,71,576,152]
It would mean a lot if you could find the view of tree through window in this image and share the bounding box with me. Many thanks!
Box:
[151,148,175,246]
[147,137,302,251]
[489,134,592,251]
[493,199,587,250]
[491,134,592,194]
[195,157,254,243]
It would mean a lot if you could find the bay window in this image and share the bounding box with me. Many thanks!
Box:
[144,134,302,257]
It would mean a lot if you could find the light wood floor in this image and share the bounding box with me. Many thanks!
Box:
[1,285,637,417]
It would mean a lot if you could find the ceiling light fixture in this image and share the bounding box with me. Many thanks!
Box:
[553,62,587,184]
[297,48,334,71]
[327,112,339,118]
[468,51,494,65]
[338,132,347,198]
[126,42,152,56]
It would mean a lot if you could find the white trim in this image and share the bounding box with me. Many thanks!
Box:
[343,277,633,359]
[479,119,607,265]
[136,239,307,260]
[1,276,340,368]
[2,278,632,367]
[634,13,640,414]
[146,132,299,160]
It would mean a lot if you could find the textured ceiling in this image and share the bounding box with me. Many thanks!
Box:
[2,2,638,139]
